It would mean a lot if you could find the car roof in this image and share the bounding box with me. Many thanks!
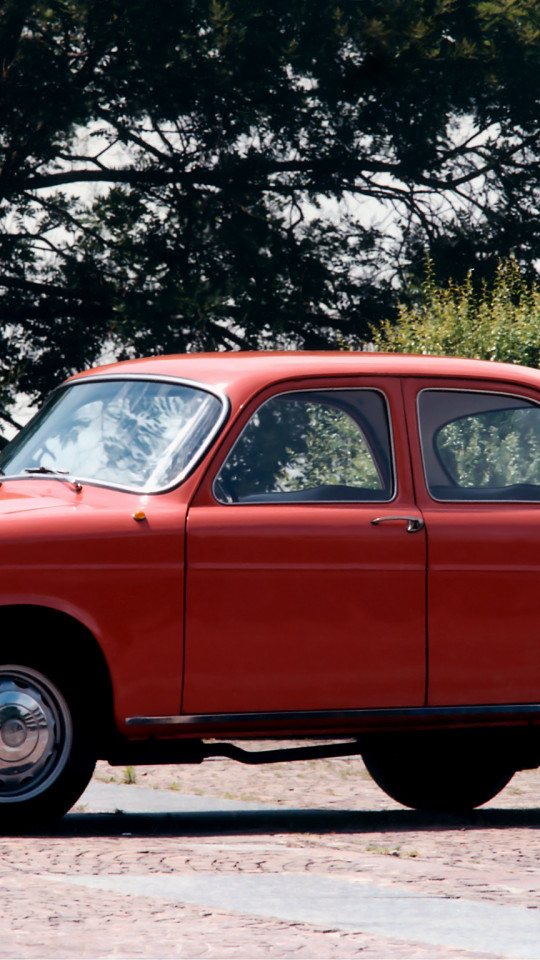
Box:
[69,351,540,397]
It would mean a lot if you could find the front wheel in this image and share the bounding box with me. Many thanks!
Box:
[362,733,515,813]
[0,664,95,828]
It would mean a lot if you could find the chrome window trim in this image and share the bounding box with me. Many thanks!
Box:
[3,373,230,496]
[212,386,397,505]
[417,386,540,503]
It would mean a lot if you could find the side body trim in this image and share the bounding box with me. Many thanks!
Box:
[126,703,540,727]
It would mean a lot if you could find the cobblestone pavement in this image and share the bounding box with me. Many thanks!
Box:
[2,749,540,958]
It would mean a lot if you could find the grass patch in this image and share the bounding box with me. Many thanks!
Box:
[367,843,418,858]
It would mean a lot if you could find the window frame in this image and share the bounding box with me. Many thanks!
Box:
[212,386,397,505]
[417,386,540,503]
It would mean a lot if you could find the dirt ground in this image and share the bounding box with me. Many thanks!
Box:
[2,747,540,958]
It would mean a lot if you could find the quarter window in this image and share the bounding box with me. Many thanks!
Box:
[214,390,393,503]
[419,390,540,500]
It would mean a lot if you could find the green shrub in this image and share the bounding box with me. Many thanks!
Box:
[373,259,540,368]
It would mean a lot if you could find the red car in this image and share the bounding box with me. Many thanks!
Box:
[2,350,540,824]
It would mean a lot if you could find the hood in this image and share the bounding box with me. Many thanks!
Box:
[0,487,73,516]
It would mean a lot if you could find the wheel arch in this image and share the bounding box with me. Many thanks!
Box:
[0,603,115,755]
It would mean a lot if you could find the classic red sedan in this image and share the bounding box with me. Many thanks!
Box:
[2,350,540,824]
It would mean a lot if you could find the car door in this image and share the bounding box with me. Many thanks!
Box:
[182,377,427,715]
[404,376,540,706]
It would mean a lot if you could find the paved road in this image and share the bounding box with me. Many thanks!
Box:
[1,778,539,959]
[73,782,540,958]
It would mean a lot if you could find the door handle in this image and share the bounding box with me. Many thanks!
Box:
[370,515,425,533]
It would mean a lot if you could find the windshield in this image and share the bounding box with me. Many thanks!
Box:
[0,377,225,492]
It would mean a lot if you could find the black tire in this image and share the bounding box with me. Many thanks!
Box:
[0,664,96,829]
[362,732,515,813]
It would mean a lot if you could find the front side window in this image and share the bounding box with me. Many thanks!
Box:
[419,389,540,500]
[0,378,224,492]
[214,389,393,503]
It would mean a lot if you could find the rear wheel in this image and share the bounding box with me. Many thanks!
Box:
[362,733,515,812]
[0,664,95,828]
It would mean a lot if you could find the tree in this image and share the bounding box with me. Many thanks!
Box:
[2,1,540,423]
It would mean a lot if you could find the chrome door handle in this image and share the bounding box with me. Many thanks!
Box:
[370,515,425,533]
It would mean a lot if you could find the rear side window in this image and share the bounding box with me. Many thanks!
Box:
[418,390,540,501]
[214,389,393,503]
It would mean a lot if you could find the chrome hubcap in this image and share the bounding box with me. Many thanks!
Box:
[0,667,72,801]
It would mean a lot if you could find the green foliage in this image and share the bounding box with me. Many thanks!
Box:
[437,409,540,487]
[376,260,540,495]
[275,405,382,491]
[373,259,540,368]
[122,765,137,784]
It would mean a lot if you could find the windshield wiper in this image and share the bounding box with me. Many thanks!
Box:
[23,466,83,492]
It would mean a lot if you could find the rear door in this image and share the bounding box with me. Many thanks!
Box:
[182,377,427,715]
[405,377,540,705]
